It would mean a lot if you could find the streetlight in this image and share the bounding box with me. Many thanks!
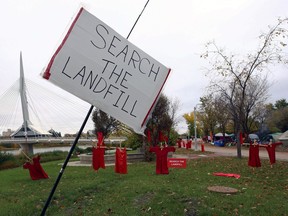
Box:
[194,104,201,151]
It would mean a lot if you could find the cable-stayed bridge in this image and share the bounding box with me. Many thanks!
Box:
[0,53,97,154]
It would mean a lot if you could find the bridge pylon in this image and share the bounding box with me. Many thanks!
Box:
[10,52,50,154]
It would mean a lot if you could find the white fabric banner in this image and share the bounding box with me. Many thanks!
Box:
[43,8,170,134]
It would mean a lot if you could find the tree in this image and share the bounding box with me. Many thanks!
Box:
[167,97,181,143]
[183,111,196,137]
[201,18,288,158]
[275,98,288,109]
[91,108,120,138]
[183,110,203,138]
[146,94,171,146]
[266,99,288,132]
[198,94,233,144]
[213,94,231,144]
[145,94,180,146]
[199,95,218,137]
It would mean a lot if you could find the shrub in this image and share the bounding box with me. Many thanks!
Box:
[0,152,24,170]
[0,152,14,163]
[122,133,142,150]
[0,151,77,170]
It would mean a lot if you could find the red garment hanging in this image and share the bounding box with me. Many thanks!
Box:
[115,147,127,174]
[164,135,168,143]
[159,131,165,142]
[149,146,175,174]
[186,140,192,149]
[177,139,182,148]
[265,144,276,165]
[146,130,152,144]
[248,144,261,167]
[97,131,104,147]
[182,140,186,148]
[92,147,105,171]
[239,132,243,144]
[23,155,49,180]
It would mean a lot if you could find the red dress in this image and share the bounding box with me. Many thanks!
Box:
[97,131,104,146]
[177,139,182,148]
[182,140,186,148]
[265,144,276,165]
[149,146,176,174]
[248,144,261,167]
[92,147,105,171]
[115,148,127,174]
[186,140,192,149]
[23,155,49,180]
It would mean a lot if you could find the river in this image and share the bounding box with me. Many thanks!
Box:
[1,145,93,155]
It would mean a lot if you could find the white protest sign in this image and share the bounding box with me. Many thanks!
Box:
[43,7,170,134]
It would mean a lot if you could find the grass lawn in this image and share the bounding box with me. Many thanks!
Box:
[0,152,287,216]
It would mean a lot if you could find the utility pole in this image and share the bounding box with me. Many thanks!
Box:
[194,103,201,151]
[194,106,197,150]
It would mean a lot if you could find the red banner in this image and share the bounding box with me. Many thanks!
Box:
[167,158,187,168]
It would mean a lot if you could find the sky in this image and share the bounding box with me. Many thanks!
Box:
[0,0,287,134]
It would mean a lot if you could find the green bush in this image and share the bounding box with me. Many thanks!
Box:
[74,146,92,154]
[0,151,77,170]
[0,152,14,163]
[122,133,142,150]
[0,152,26,170]
[36,151,78,163]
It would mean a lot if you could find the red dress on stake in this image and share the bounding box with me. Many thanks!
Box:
[92,131,105,171]
[149,146,176,174]
[92,147,105,171]
[182,140,186,148]
[248,142,261,167]
[177,139,182,148]
[265,144,276,166]
[115,148,127,174]
[97,131,104,146]
[158,131,165,143]
[23,155,49,180]
[186,140,192,149]
[146,130,152,144]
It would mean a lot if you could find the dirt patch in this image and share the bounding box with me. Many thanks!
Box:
[133,191,155,207]
[181,197,198,216]
[207,186,238,194]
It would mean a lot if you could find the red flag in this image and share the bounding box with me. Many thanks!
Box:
[239,132,243,144]
[210,131,213,143]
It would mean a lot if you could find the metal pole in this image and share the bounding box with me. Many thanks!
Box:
[41,105,94,215]
[194,106,197,151]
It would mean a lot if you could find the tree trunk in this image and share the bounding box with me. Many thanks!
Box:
[236,130,242,158]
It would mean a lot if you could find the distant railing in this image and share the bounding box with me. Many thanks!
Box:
[0,137,127,145]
